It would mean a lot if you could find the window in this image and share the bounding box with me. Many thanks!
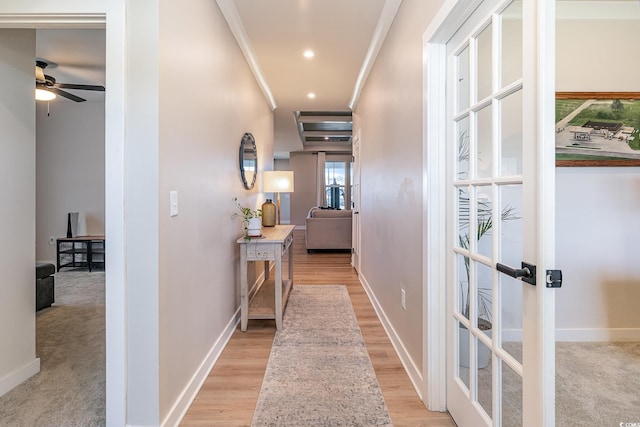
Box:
[325,160,352,210]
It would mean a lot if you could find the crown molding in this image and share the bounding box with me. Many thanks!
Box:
[348,0,403,110]
[0,14,105,28]
[216,0,277,110]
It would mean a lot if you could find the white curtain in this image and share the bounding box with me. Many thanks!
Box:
[316,152,326,207]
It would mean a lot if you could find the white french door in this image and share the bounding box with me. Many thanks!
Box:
[351,132,361,272]
[442,0,556,426]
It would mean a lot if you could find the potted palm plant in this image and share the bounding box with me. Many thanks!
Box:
[457,132,519,368]
[458,192,518,368]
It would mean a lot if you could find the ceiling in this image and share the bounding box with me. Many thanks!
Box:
[36,29,106,103]
[34,0,400,157]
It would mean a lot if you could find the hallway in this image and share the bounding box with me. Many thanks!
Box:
[181,229,455,426]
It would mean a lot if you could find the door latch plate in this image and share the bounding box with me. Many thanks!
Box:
[546,270,562,288]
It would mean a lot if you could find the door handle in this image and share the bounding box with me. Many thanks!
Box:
[496,262,536,286]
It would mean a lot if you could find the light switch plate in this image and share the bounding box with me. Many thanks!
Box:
[170,191,178,217]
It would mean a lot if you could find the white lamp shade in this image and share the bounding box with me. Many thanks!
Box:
[263,171,294,193]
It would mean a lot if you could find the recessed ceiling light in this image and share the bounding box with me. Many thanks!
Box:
[303,50,315,59]
[307,92,316,99]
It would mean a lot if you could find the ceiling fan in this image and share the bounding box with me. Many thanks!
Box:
[35,60,105,102]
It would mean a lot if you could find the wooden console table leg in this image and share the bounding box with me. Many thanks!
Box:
[274,251,283,330]
[240,246,249,331]
[264,260,270,280]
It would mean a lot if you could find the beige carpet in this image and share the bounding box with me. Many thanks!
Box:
[461,341,640,426]
[0,271,105,426]
[251,285,393,426]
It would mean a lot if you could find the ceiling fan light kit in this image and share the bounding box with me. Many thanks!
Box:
[34,60,105,102]
[35,88,56,101]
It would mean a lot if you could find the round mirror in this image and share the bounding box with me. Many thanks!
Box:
[239,132,257,190]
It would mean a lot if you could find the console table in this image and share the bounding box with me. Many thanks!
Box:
[238,225,294,331]
[57,235,105,272]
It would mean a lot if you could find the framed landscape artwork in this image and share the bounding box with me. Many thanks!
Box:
[555,92,640,166]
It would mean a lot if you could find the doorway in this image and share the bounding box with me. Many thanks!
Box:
[424,0,557,425]
[0,10,126,426]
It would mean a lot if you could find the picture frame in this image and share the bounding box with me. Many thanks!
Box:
[555,92,640,167]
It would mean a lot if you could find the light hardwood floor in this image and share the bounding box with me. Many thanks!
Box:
[180,230,455,426]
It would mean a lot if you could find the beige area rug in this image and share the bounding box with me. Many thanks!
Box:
[251,285,393,427]
[0,271,105,427]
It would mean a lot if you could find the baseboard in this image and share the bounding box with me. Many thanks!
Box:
[161,268,268,426]
[161,308,240,427]
[358,273,424,401]
[0,357,40,398]
[503,328,640,342]
[556,328,640,342]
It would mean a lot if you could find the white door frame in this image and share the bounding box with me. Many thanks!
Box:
[0,10,127,427]
[422,0,485,410]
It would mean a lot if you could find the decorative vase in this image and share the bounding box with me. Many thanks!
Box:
[261,199,276,227]
[247,217,262,237]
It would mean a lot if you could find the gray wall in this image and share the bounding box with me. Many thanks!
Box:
[0,29,39,397]
[354,0,445,375]
[156,0,274,421]
[290,152,318,226]
[36,101,105,264]
[274,158,291,224]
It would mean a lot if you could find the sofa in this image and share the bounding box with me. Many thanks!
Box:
[305,207,352,251]
[36,262,55,311]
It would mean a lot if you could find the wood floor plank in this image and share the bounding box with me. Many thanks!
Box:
[180,229,455,426]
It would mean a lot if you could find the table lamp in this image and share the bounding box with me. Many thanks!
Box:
[263,171,294,225]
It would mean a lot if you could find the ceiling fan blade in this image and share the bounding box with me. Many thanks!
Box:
[55,83,105,92]
[48,87,86,102]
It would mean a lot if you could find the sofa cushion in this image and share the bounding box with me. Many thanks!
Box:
[36,262,56,279]
[308,208,352,218]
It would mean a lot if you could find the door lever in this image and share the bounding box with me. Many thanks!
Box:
[496,262,536,286]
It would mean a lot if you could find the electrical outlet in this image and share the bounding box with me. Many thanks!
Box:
[48,236,56,245]
[401,289,406,310]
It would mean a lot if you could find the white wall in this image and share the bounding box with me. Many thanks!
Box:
[556,17,640,340]
[157,0,273,423]
[0,29,40,398]
[36,101,105,264]
[354,0,445,388]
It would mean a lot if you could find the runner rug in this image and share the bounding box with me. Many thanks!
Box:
[251,285,393,426]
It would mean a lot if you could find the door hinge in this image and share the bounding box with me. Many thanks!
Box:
[546,270,562,288]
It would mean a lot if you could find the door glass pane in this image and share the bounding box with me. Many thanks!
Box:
[499,184,523,364]
[475,186,493,260]
[501,1,522,88]
[476,261,493,331]
[501,90,523,176]
[457,45,470,112]
[457,186,470,251]
[457,117,470,180]
[476,105,493,179]
[501,276,523,365]
[477,336,492,418]
[502,361,523,426]
[457,253,470,317]
[457,321,471,390]
[476,23,493,101]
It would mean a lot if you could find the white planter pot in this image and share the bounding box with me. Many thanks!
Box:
[246,217,262,236]
[459,325,492,369]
